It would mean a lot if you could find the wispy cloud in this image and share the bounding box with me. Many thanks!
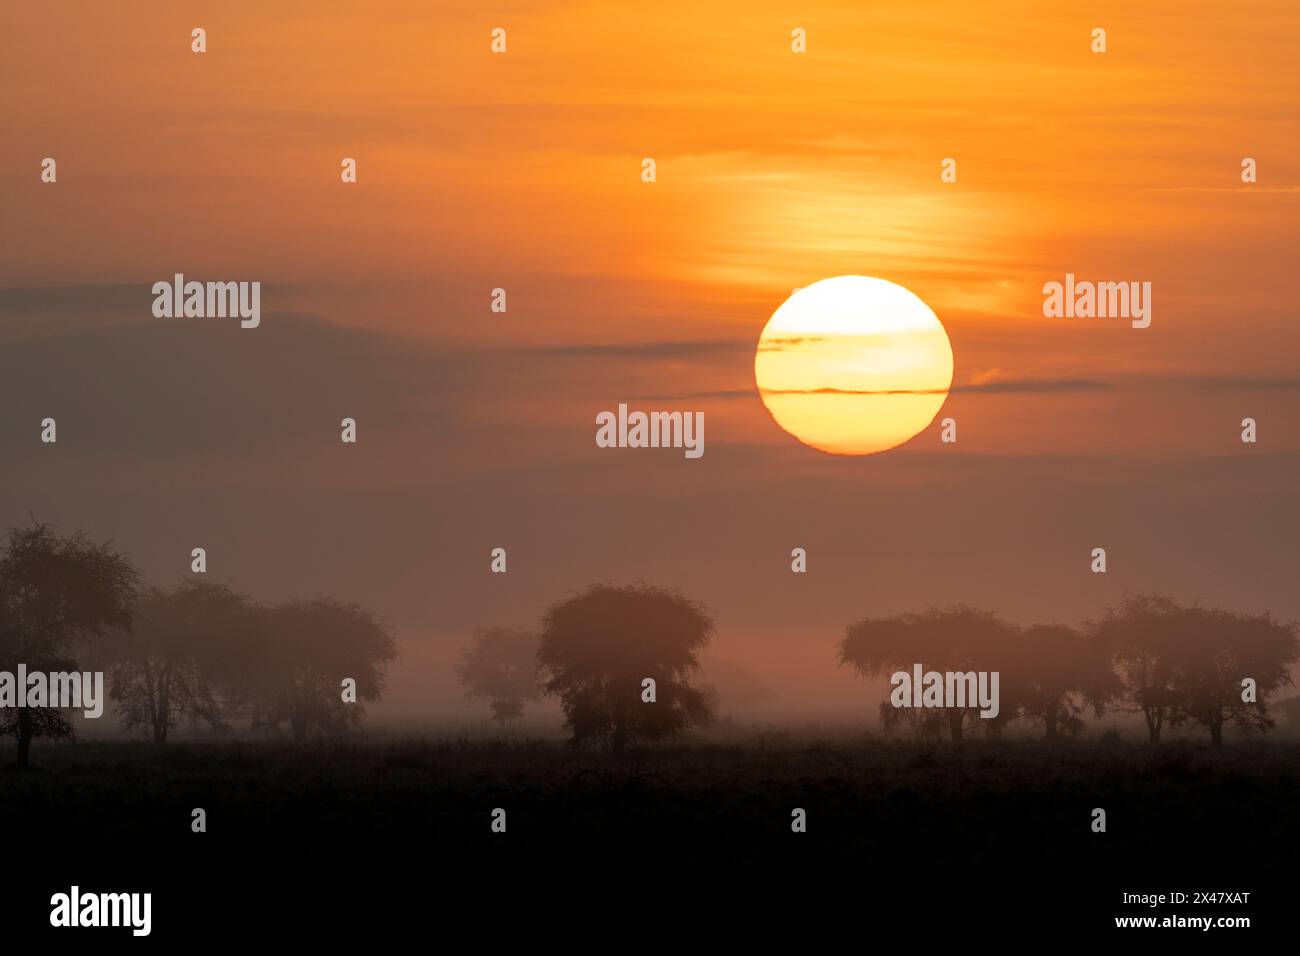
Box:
[953,377,1110,394]
[518,340,746,361]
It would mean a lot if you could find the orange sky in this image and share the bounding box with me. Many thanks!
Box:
[5,0,1297,462]
[3,2,1298,719]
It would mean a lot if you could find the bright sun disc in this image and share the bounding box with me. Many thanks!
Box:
[754,276,954,455]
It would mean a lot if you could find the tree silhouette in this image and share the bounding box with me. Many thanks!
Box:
[455,626,540,728]
[1171,605,1296,746]
[109,580,255,743]
[1012,623,1117,740]
[839,606,1018,744]
[1093,594,1298,745]
[1090,594,1187,743]
[538,583,715,755]
[251,598,397,741]
[0,522,139,768]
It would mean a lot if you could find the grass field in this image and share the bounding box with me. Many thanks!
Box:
[5,732,1293,937]
[5,732,1297,869]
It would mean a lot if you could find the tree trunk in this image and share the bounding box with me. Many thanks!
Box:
[1209,719,1223,747]
[1145,710,1162,744]
[947,710,964,745]
[15,709,33,769]
[156,676,170,745]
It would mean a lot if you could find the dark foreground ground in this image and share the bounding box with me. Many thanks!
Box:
[2,733,1294,942]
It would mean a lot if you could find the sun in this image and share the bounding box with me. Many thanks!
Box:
[754,276,954,455]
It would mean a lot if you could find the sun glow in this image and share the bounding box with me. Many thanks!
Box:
[754,276,954,455]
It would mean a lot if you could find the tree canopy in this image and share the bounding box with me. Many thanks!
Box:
[0,522,140,767]
[1093,595,1297,745]
[538,583,715,754]
[455,626,541,726]
[250,598,397,741]
[109,580,256,743]
[839,605,1019,743]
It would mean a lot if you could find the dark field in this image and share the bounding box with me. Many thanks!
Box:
[3,733,1295,938]
[8,734,1299,856]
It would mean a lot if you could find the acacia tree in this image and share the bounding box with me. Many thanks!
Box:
[455,627,540,727]
[251,598,397,741]
[538,583,715,755]
[1013,623,1118,740]
[838,606,1019,744]
[109,580,255,743]
[0,522,139,768]
[1172,605,1296,746]
[1090,595,1187,744]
